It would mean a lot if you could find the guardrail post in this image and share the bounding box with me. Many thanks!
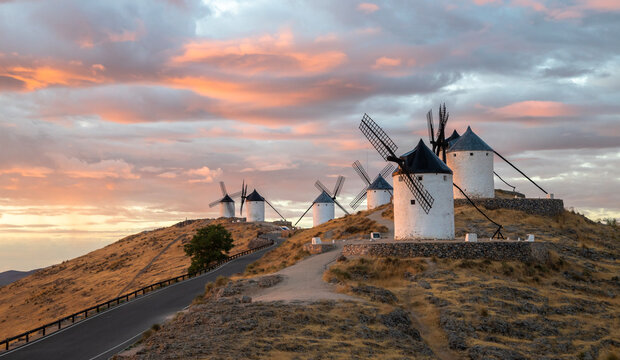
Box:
[25,333,29,342]
[58,321,62,330]
[42,327,45,336]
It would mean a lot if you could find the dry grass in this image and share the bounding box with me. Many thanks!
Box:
[0,218,275,340]
[324,208,620,359]
[244,208,389,276]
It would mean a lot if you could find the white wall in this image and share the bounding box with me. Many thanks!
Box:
[393,173,454,240]
[246,201,265,222]
[312,202,334,227]
[367,189,391,210]
[220,202,235,218]
[447,150,494,198]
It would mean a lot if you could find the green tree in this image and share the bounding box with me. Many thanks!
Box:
[184,224,234,274]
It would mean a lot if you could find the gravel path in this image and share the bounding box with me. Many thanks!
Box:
[252,242,356,302]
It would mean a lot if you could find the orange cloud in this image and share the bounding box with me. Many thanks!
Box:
[489,101,577,117]
[171,29,347,75]
[357,3,380,14]
[0,66,104,91]
[0,167,53,178]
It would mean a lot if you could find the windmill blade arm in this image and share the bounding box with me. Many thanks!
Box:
[333,176,345,197]
[359,113,398,161]
[333,199,350,216]
[350,187,368,210]
[493,150,548,194]
[209,198,222,208]
[314,180,333,197]
[399,171,434,214]
[219,181,227,197]
[265,200,287,222]
[294,203,314,227]
[229,191,242,199]
[352,160,372,185]
[427,109,435,146]
[379,163,395,179]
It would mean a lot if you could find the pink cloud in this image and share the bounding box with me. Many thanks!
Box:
[372,56,402,69]
[357,3,380,14]
[489,101,578,117]
[0,167,53,178]
[52,156,140,180]
[186,166,222,183]
[171,29,347,75]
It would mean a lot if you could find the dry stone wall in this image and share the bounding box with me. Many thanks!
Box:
[454,198,564,217]
[342,241,549,263]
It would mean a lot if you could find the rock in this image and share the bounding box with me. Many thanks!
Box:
[380,308,422,341]
[241,296,252,303]
[351,285,398,304]
[337,255,347,262]
[417,280,431,289]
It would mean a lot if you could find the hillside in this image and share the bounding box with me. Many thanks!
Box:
[124,204,619,359]
[0,218,278,340]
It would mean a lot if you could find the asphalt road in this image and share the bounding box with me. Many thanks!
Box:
[0,240,278,360]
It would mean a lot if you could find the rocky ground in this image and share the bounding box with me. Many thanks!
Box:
[117,276,437,360]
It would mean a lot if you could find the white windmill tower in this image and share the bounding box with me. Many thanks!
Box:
[359,114,456,240]
[446,126,494,199]
[295,176,349,227]
[239,184,287,223]
[208,181,242,218]
[350,161,395,211]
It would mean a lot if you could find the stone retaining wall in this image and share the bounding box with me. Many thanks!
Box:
[303,243,335,255]
[342,241,549,263]
[454,198,564,217]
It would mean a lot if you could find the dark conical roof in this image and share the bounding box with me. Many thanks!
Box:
[446,129,460,146]
[367,175,393,190]
[220,194,234,203]
[246,189,264,202]
[394,139,452,175]
[313,191,334,204]
[448,126,493,152]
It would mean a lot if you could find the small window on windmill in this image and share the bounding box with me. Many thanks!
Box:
[453,153,456,157]
[417,175,423,181]
[410,200,415,205]
[486,152,489,156]
[470,152,474,156]
[443,175,447,181]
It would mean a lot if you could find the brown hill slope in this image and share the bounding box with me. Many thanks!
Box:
[0,218,278,340]
[123,205,619,359]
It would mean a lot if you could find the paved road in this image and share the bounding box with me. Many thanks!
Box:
[0,240,278,360]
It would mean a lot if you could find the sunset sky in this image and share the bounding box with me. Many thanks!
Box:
[1,0,619,271]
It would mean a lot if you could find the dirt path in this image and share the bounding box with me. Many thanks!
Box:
[367,208,394,238]
[252,242,356,302]
[116,234,187,296]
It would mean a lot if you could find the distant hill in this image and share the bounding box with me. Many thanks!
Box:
[0,269,39,287]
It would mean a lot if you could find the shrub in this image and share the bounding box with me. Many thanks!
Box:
[184,225,234,274]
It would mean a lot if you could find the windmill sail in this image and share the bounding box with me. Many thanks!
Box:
[360,113,434,214]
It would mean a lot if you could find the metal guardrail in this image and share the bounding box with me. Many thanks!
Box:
[0,240,275,352]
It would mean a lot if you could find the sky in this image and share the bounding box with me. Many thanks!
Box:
[1,0,619,271]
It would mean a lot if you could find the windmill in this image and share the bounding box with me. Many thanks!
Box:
[294,176,349,227]
[208,181,243,218]
[350,160,395,211]
[359,113,504,239]
[239,183,287,223]
[427,103,450,163]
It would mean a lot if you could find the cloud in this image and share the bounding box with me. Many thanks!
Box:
[52,155,140,180]
[488,101,578,118]
[0,167,53,178]
[372,56,402,69]
[186,166,223,183]
[357,3,379,14]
